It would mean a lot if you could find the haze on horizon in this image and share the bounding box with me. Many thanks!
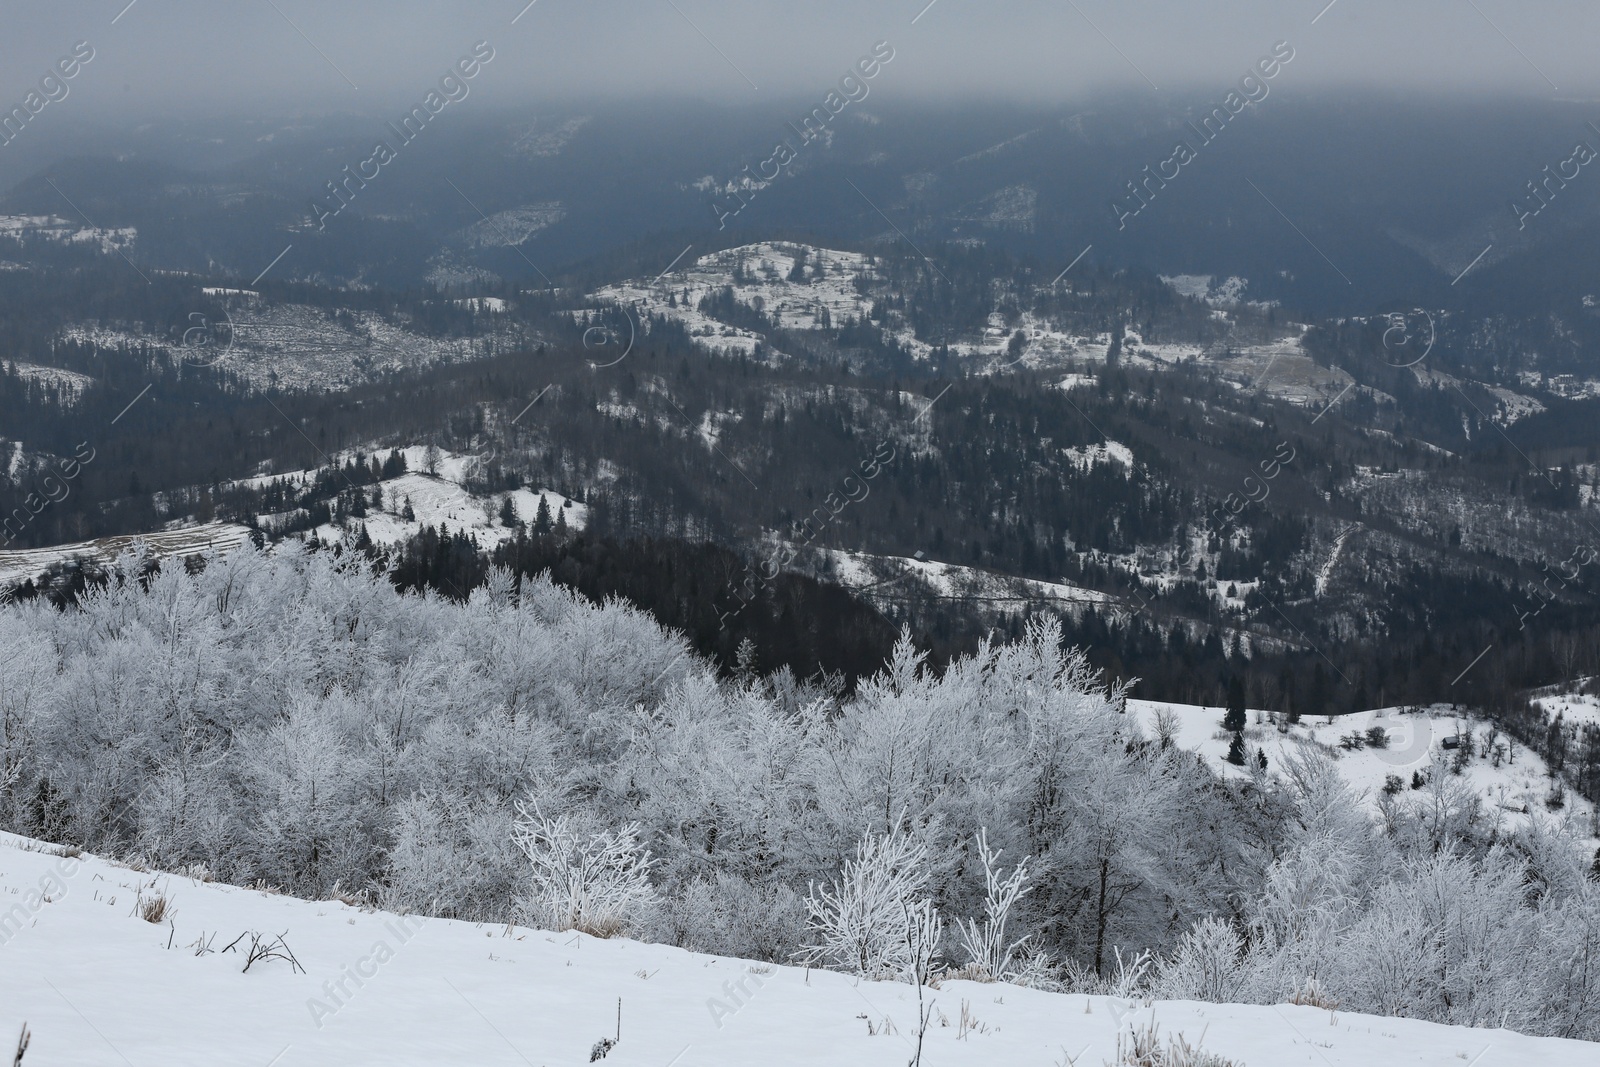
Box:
[0,0,1593,126]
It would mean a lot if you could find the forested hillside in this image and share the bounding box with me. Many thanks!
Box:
[1,545,1597,1040]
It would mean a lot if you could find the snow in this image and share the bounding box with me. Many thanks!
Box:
[586,241,1117,367]
[1485,385,1546,426]
[1159,274,1251,306]
[820,546,1114,610]
[506,115,590,158]
[3,362,94,404]
[57,299,526,394]
[1531,687,1600,730]
[0,522,252,590]
[245,445,587,549]
[2,831,1592,1067]
[1160,274,1217,301]
[1211,338,1364,407]
[1063,440,1134,474]
[0,215,136,255]
[1127,700,1597,843]
[455,205,565,249]
[1315,523,1356,597]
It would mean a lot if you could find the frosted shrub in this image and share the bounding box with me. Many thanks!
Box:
[383,792,521,921]
[952,828,1033,981]
[512,801,657,938]
[802,828,932,978]
[646,871,809,962]
[1153,918,1245,1003]
[1113,1022,1239,1067]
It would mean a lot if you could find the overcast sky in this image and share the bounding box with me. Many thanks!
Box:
[2,0,1594,118]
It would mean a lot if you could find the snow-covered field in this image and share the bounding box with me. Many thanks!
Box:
[1128,699,1597,842]
[249,444,586,549]
[585,243,1358,409]
[57,299,525,394]
[0,522,252,591]
[587,241,1125,366]
[0,214,137,255]
[2,831,1591,1067]
[0,445,584,595]
[3,362,94,404]
[820,546,1115,613]
[1532,686,1600,730]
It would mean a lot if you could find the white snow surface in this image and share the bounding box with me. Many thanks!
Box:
[1,830,1592,1067]
[1531,686,1600,730]
[821,546,1114,610]
[58,299,525,394]
[0,522,251,591]
[1127,700,1597,845]
[1063,439,1134,474]
[3,361,94,403]
[0,214,136,255]
[247,445,587,549]
[586,241,1116,366]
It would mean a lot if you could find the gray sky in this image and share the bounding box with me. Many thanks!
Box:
[1,0,1594,118]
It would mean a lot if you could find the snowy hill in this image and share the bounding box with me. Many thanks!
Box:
[1128,699,1598,844]
[2,831,1592,1067]
[244,444,587,549]
[585,242,1370,411]
[0,522,253,592]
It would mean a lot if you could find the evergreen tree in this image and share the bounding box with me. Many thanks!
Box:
[1223,676,1247,733]
[534,494,552,535]
[1225,731,1247,766]
[499,495,519,529]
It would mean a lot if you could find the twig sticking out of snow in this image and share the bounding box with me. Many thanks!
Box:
[221,929,306,974]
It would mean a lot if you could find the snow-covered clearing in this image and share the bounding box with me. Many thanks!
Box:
[0,522,251,591]
[247,445,587,548]
[1,831,1590,1067]
[820,546,1114,612]
[2,362,94,404]
[1063,439,1134,474]
[1532,687,1600,730]
[1315,523,1356,597]
[58,300,524,394]
[0,214,136,255]
[1128,699,1597,842]
[586,242,1114,366]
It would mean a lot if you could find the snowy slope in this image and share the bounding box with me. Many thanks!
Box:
[3,362,94,405]
[1127,699,1597,842]
[2,832,1592,1067]
[1531,685,1600,730]
[0,522,252,591]
[246,445,587,549]
[820,546,1115,614]
[56,298,525,394]
[586,241,1117,366]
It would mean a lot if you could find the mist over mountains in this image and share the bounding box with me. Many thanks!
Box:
[5,8,1600,1059]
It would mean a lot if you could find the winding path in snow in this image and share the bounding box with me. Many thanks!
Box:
[1316,523,1357,597]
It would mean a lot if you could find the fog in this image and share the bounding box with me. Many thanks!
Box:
[0,0,1594,122]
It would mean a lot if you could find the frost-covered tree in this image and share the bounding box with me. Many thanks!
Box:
[2,544,1598,1039]
[803,827,933,978]
[512,800,657,938]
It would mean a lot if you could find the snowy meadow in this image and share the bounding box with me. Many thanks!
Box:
[1,544,1598,1044]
